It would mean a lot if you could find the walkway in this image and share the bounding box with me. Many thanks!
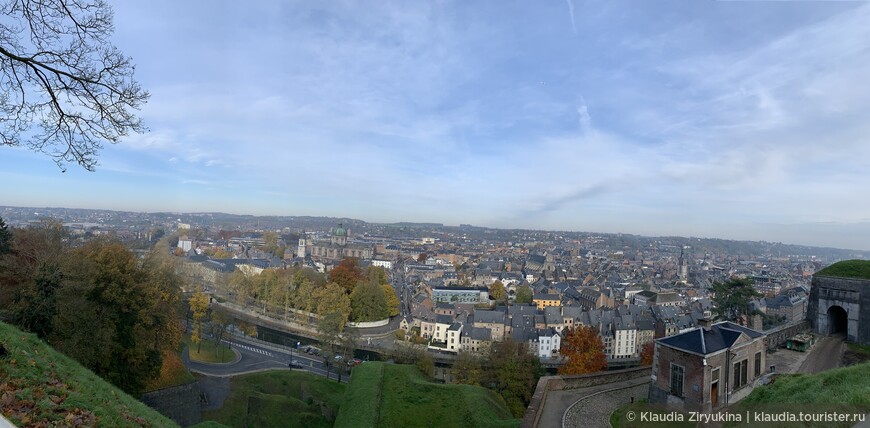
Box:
[563,382,648,428]
[798,334,845,374]
[536,376,649,428]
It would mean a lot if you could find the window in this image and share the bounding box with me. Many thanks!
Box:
[670,364,685,397]
[754,352,762,377]
[733,360,748,389]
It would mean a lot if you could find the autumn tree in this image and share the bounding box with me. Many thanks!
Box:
[711,278,762,323]
[640,341,654,366]
[50,239,183,394]
[0,220,66,337]
[350,278,388,322]
[558,325,607,375]
[262,231,279,255]
[367,265,389,285]
[382,284,400,317]
[189,291,210,353]
[329,258,363,293]
[489,280,507,303]
[417,253,428,263]
[515,284,533,305]
[0,0,149,171]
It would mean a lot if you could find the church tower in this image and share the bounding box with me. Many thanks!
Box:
[297,232,307,259]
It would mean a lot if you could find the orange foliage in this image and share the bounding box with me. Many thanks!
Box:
[329,257,363,293]
[558,325,607,375]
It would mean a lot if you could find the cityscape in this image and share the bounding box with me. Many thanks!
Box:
[3,0,870,427]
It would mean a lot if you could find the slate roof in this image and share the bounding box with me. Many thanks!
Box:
[658,321,764,355]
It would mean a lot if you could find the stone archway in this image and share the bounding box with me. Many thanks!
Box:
[827,305,848,335]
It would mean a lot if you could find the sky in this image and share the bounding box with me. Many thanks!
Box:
[3,0,870,250]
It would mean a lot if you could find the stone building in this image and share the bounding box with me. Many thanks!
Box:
[648,319,767,413]
[807,260,870,344]
[307,224,373,261]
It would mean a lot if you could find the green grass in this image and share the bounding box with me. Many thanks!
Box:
[730,361,870,427]
[335,362,520,428]
[816,260,870,280]
[0,321,177,427]
[184,335,235,363]
[200,370,346,428]
[334,362,384,427]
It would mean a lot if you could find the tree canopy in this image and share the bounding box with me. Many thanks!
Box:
[711,278,762,322]
[329,257,363,293]
[489,280,507,303]
[559,325,607,375]
[0,0,149,171]
[515,284,533,305]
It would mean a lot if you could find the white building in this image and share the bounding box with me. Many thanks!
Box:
[372,259,393,270]
[537,328,561,359]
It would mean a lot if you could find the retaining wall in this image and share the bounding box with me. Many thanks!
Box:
[141,382,201,427]
[521,366,651,428]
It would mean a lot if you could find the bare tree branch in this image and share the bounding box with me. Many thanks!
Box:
[0,0,148,171]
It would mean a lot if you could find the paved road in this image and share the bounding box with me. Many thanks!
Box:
[183,333,351,383]
[536,376,649,428]
[798,334,845,374]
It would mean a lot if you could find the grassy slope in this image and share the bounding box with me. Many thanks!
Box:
[335,362,520,428]
[200,370,345,428]
[741,361,870,405]
[0,321,177,427]
[816,260,870,280]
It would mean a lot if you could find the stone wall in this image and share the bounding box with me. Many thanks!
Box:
[141,382,201,427]
[763,320,811,350]
[807,275,870,344]
[521,366,651,428]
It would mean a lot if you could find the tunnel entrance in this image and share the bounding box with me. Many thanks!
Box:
[827,305,848,335]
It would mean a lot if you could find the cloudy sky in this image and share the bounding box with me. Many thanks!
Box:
[3,0,870,250]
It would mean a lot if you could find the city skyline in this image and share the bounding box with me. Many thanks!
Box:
[3,0,870,250]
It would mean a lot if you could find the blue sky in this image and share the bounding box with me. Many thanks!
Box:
[4,0,870,250]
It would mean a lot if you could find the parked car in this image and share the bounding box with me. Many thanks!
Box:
[288,360,304,369]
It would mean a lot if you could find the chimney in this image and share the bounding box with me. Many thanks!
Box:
[698,317,712,332]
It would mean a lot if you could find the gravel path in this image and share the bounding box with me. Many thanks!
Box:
[563,383,649,428]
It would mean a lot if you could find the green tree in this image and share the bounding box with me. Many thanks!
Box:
[382,284,400,317]
[314,282,351,324]
[329,257,363,293]
[367,265,389,285]
[350,278,388,322]
[0,217,11,255]
[711,278,762,322]
[0,221,66,337]
[0,0,149,171]
[515,284,533,304]
[189,292,210,353]
[262,231,279,255]
[484,339,543,418]
[489,280,507,303]
[558,325,607,375]
[452,351,483,385]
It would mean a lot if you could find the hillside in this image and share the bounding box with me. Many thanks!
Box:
[815,260,870,280]
[200,370,346,428]
[334,362,519,428]
[0,321,177,427]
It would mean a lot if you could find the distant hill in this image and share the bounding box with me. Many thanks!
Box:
[335,362,519,428]
[0,321,177,427]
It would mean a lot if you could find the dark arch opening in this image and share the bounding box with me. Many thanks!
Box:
[827,305,848,335]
